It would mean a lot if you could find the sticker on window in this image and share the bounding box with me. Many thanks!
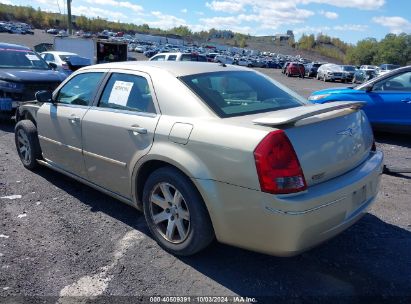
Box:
[108,81,134,106]
[25,54,40,61]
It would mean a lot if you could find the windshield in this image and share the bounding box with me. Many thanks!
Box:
[0,49,51,70]
[386,64,400,70]
[180,71,307,118]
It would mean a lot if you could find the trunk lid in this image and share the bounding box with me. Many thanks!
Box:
[253,102,374,186]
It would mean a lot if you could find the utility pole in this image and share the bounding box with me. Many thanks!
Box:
[67,0,72,35]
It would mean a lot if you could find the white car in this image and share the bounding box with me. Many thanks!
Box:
[41,51,91,75]
[316,64,344,82]
[214,55,235,65]
[235,57,254,67]
[149,52,207,62]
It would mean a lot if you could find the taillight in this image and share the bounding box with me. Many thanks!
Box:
[254,130,307,194]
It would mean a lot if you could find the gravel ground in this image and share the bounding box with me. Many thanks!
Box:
[1,34,411,303]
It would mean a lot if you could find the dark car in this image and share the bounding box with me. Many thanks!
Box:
[352,69,377,84]
[305,63,322,77]
[0,43,67,120]
[144,49,159,58]
[341,65,356,82]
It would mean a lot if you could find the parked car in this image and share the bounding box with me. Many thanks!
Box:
[360,65,378,71]
[341,65,356,82]
[285,62,305,77]
[41,51,91,75]
[282,62,290,74]
[352,69,377,84]
[252,59,268,68]
[235,57,254,67]
[149,52,207,62]
[46,28,59,35]
[205,52,219,62]
[14,61,382,256]
[304,63,322,77]
[214,54,235,65]
[309,65,411,133]
[378,64,400,76]
[0,43,66,120]
[316,64,344,82]
[144,49,158,58]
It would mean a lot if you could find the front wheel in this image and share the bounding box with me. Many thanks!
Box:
[143,167,214,256]
[14,120,42,170]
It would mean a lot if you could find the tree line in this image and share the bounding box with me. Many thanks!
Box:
[297,33,411,65]
[0,3,247,45]
[1,3,410,65]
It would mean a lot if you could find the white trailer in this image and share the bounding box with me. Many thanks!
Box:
[54,37,128,64]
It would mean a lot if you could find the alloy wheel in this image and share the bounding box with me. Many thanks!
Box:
[149,182,191,244]
[17,129,31,164]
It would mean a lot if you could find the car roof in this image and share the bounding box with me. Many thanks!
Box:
[42,51,77,55]
[0,42,30,50]
[81,61,250,77]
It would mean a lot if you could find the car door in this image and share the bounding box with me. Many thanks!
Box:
[37,71,105,177]
[367,71,411,126]
[81,70,160,199]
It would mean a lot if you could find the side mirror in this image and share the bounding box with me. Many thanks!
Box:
[35,90,53,103]
[48,62,58,70]
[363,83,373,92]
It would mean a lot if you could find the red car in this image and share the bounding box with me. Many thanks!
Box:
[285,62,305,78]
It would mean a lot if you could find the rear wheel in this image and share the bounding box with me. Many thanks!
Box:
[143,167,214,256]
[14,120,41,170]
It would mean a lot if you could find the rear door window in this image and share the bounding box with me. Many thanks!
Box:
[98,73,156,113]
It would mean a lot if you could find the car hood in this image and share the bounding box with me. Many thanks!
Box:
[0,69,66,83]
[311,87,358,95]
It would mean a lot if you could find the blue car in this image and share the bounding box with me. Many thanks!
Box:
[309,66,411,133]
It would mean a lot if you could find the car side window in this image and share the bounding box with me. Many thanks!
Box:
[167,55,177,61]
[151,55,165,61]
[98,73,156,113]
[56,72,104,106]
[373,71,411,91]
[181,54,193,61]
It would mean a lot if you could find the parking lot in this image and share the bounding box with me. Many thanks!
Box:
[0,68,410,303]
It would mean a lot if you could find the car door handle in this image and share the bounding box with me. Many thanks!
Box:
[68,115,80,123]
[401,98,411,104]
[128,125,147,134]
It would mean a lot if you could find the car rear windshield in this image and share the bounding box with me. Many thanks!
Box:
[0,49,50,70]
[179,71,306,118]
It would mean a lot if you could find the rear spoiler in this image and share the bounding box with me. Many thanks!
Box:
[253,101,365,127]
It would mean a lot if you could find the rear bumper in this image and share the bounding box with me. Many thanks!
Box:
[194,151,383,256]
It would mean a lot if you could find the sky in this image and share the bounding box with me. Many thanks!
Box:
[4,0,411,43]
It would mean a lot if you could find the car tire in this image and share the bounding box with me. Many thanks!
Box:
[143,166,215,256]
[14,120,41,170]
